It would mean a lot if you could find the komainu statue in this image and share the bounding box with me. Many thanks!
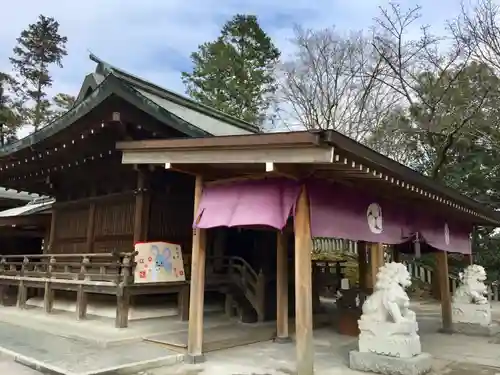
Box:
[452,264,488,305]
[357,262,421,358]
[350,262,432,375]
[452,264,496,334]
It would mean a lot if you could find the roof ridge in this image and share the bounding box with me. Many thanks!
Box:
[88,54,259,133]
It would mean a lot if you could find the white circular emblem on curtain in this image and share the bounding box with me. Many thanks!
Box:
[444,222,450,246]
[367,203,383,234]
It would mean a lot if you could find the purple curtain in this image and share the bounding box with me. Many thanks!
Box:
[307,179,472,254]
[191,177,472,254]
[412,212,472,254]
[307,179,412,244]
[193,178,300,230]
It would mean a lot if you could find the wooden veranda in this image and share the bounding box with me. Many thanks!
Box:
[117,130,500,375]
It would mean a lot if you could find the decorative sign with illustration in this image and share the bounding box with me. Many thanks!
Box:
[134,242,186,284]
[366,202,383,234]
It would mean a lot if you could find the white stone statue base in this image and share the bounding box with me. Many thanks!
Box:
[349,351,432,375]
[452,302,499,336]
[452,302,491,325]
[357,320,422,358]
[350,321,432,375]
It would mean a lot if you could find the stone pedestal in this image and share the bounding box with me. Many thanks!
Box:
[349,351,432,375]
[350,321,432,375]
[452,302,499,336]
[357,320,422,358]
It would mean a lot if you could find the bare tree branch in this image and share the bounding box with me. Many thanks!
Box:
[451,0,500,72]
[276,26,396,141]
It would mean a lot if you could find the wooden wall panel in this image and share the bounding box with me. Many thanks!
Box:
[55,209,89,240]
[51,194,135,254]
[94,200,135,238]
[94,238,133,254]
[148,172,194,255]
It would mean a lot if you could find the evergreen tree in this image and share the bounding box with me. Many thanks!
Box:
[10,15,68,131]
[0,73,22,145]
[51,92,75,115]
[182,14,280,127]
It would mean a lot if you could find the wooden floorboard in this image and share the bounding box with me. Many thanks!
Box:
[144,321,277,353]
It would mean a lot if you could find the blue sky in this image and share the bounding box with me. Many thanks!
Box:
[0,0,460,101]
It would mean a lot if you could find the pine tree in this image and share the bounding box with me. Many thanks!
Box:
[10,15,68,131]
[0,73,22,146]
[51,92,75,116]
[182,14,280,127]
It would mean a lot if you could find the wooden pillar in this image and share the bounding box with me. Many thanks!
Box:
[47,209,57,253]
[85,203,96,253]
[276,230,290,342]
[186,175,207,363]
[464,253,473,265]
[294,186,314,375]
[141,180,151,241]
[392,246,401,263]
[178,285,190,321]
[42,230,50,254]
[133,168,147,244]
[357,241,368,291]
[369,243,384,289]
[435,251,452,332]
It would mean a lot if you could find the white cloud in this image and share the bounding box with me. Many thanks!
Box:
[0,0,462,101]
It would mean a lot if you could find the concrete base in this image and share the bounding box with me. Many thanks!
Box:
[184,353,205,364]
[26,297,222,321]
[273,336,292,344]
[453,322,500,337]
[349,351,432,375]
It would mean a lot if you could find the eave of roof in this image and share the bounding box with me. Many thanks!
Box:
[116,130,500,226]
[0,74,210,157]
[322,130,500,225]
[89,54,260,134]
[0,188,43,201]
[0,198,54,217]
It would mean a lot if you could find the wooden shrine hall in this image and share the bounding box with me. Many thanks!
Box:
[0,54,262,326]
[117,131,500,375]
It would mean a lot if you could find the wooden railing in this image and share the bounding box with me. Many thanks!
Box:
[0,252,136,285]
[313,237,500,302]
[404,261,500,301]
[0,252,137,328]
[206,255,265,321]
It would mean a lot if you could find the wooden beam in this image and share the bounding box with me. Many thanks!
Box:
[53,190,135,210]
[294,186,314,375]
[117,131,323,151]
[0,214,51,228]
[0,227,46,238]
[435,251,453,332]
[122,146,334,165]
[186,175,207,363]
[276,230,290,342]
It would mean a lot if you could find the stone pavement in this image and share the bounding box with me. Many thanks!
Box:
[145,335,500,375]
[2,301,500,374]
[144,301,500,375]
[0,354,40,375]
[0,321,181,375]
